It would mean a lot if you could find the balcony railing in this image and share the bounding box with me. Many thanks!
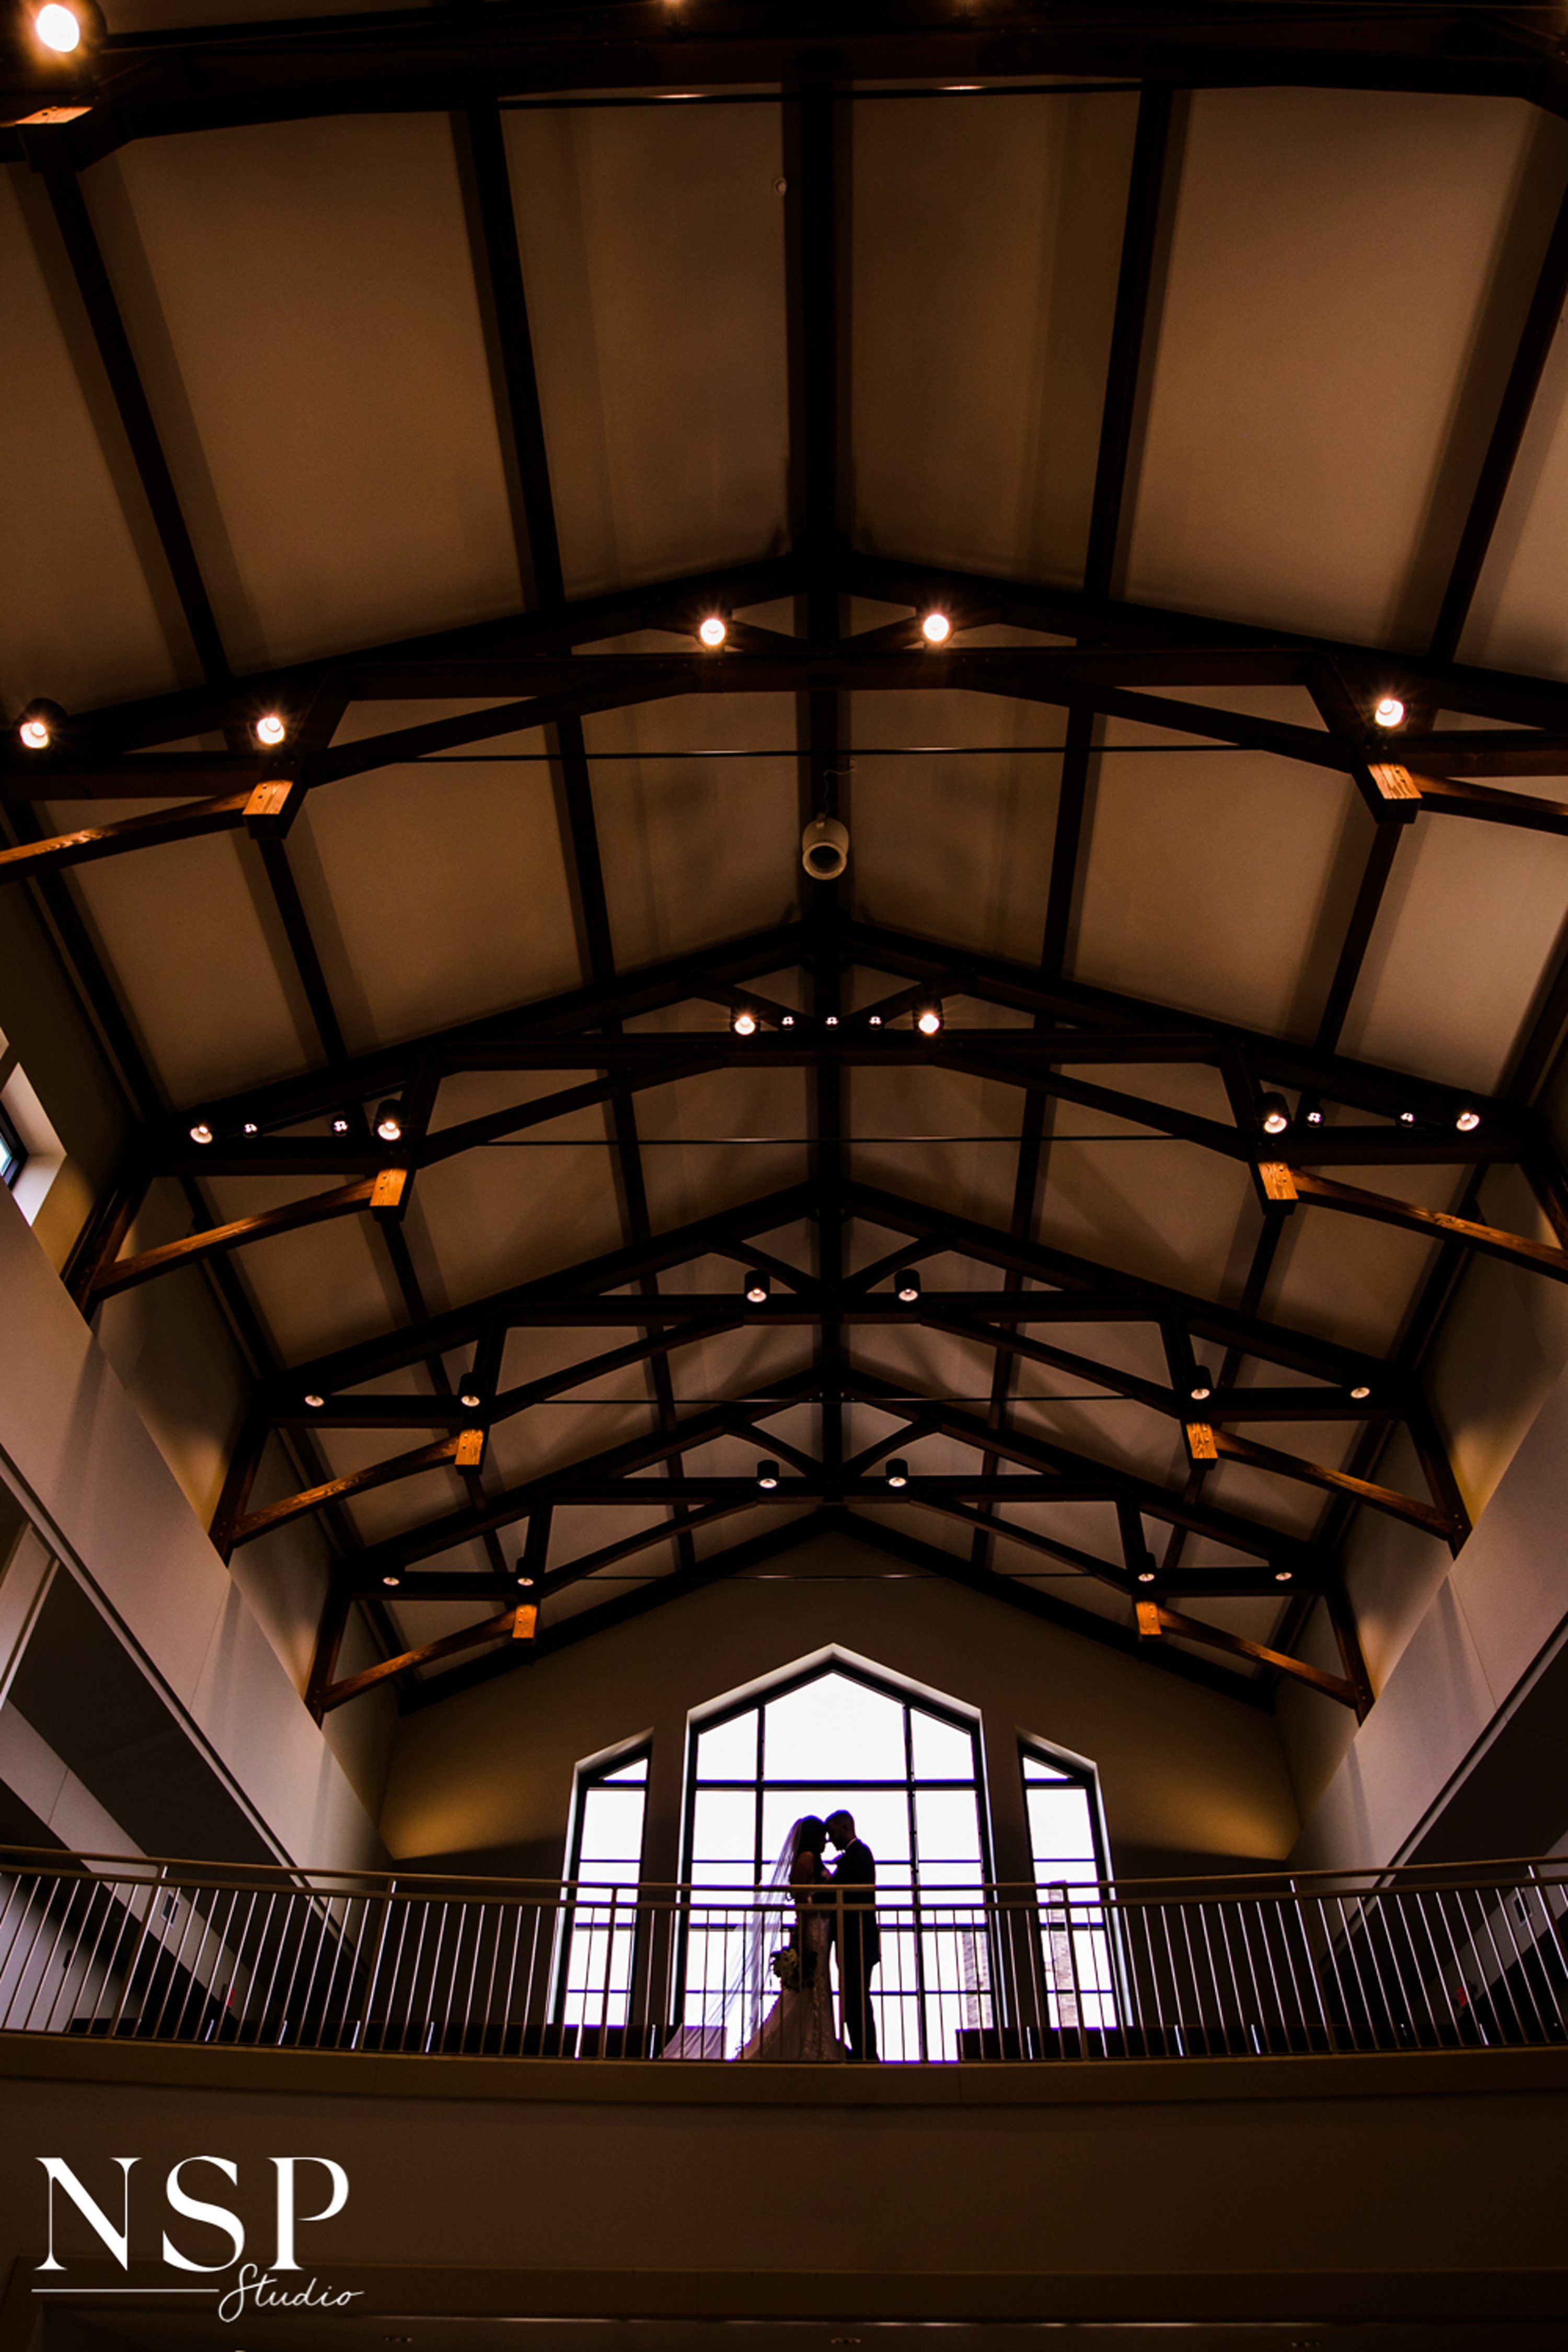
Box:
[0,1847,1563,2063]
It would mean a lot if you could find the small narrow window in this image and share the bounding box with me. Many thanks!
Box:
[558,1748,649,2031]
[1021,1740,1117,2029]
[0,1104,26,1191]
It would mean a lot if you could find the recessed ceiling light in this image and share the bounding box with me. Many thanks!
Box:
[698,615,728,648]
[189,1121,213,1145]
[1455,1107,1480,1132]
[18,717,50,750]
[1374,696,1405,729]
[255,712,286,746]
[916,1001,943,1036]
[34,4,81,51]
[921,611,952,645]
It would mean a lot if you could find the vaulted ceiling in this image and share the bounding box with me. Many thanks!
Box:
[7,2,1568,1720]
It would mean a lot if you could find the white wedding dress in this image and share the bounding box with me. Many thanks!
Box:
[737,1900,846,2062]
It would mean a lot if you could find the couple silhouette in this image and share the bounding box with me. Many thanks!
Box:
[738,1808,880,2063]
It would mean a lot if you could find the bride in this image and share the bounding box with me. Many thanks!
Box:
[734,1816,848,2062]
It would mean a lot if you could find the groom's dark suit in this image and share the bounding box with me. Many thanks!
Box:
[831,1837,880,2061]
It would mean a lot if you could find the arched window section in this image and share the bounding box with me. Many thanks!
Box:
[1020,1736,1119,2031]
[557,1743,649,2034]
[680,1653,996,2060]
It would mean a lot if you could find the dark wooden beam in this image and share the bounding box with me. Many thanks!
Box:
[26,3,1566,180]
[1283,1165,1568,1285]
[1083,81,1173,602]
[318,1606,520,1712]
[40,166,229,685]
[1428,167,1568,665]
[89,1175,388,1297]
[0,794,250,881]
[1149,1602,1359,1709]
[230,1434,466,1548]
[1315,821,1404,1054]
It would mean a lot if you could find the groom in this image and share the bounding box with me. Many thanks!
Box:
[825,1809,880,2062]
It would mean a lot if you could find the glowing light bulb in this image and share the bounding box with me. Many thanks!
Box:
[19,718,51,750]
[920,612,951,645]
[374,1100,403,1143]
[1260,1093,1289,1136]
[383,1573,400,1588]
[732,1009,757,1036]
[698,616,728,648]
[885,1459,909,1489]
[1374,696,1405,729]
[34,5,82,53]
[304,1393,324,1409]
[255,713,286,747]
[1275,1570,1292,1584]
[1351,1385,1371,1402]
[1138,1571,1155,1585]
[189,1122,213,1145]
[916,1004,942,1036]
[243,1121,258,1135]
[1455,1107,1480,1133]
[460,1389,481,1411]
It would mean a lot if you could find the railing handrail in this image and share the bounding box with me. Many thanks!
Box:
[0,1842,1561,1899]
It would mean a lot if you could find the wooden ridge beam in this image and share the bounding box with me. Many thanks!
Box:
[229,1434,467,1548]
[88,1175,389,1298]
[1193,1423,1456,1538]
[0,793,251,877]
[1283,1166,1568,1285]
[1144,1602,1359,1709]
[318,1608,522,1712]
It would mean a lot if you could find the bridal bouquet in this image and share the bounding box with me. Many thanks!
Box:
[769,1946,801,1990]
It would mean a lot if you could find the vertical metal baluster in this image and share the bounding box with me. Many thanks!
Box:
[1525,1866,1568,2035]
[254,1888,297,2042]
[1469,1883,1528,2043]
[10,1874,63,2031]
[1192,1899,1226,2054]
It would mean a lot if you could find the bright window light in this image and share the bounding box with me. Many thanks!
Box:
[681,1661,991,2061]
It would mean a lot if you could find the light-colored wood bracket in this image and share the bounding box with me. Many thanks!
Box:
[1256,1161,1299,1202]
[1184,1421,1218,1461]
[244,775,301,835]
[1135,1600,1162,1639]
[513,1603,538,1641]
[370,1166,410,1219]
[1368,762,1422,803]
[455,1427,486,1470]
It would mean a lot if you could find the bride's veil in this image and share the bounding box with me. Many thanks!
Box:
[707,1817,804,2058]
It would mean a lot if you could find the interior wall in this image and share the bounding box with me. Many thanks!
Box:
[0,881,126,1273]
[381,1532,1300,1882]
[0,1186,387,1871]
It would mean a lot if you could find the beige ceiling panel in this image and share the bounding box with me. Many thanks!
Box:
[1074,744,1361,1036]
[292,758,583,1051]
[226,1209,398,1364]
[632,1065,809,1235]
[852,90,1137,579]
[1009,1390,1185,1491]
[92,116,520,672]
[0,167,183,714]
[414,1140,627,1309]
[1038,1135,1257,1306]
[1338,805,1568,1093]
[506,105,789,595]
[848,708,1063,966]
[583,695,800,969]
[487,1397,657,1489]
[1126,89,1537,645]
[64,828,312,1101]
[850,1062,1024,1232]
[1263,1201,1446,1358]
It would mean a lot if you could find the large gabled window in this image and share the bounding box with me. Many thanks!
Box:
[681,1655,996,2060]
